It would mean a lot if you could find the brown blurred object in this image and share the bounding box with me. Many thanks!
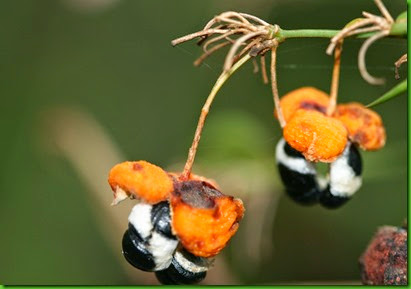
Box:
[359,225,407,285]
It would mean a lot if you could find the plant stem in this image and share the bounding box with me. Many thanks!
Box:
[366,79,407,108]
[327,41,342,116]
[277,18,406,41]
[180,54,252,180]
[280,29,339,39]
[270,46,286,128]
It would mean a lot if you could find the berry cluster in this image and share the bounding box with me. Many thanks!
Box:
[275,87,386,208]
[108,161,244,284]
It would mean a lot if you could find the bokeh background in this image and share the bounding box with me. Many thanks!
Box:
[0,0,407,285]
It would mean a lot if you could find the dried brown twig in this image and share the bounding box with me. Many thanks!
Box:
[171,11,278,73]
[394,54,407,80]
[172,11,286,178]
[326,0,394,85]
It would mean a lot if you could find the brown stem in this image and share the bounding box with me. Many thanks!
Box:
[260,55,269,84]
[394,53,407,80]
[171,29,229,46]
[224,31,266,71]
[180,54,252,180]
[327,41,342,116]
[358,31,387,85]
[194,41,230,67]
[270,45,286,128]
[374,0,394,23]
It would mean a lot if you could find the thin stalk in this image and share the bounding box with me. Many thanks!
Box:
[270,46,286,128]
[280,29,340,39]
[327,41,342,116]
[277,18,406,40]
[180,54,252,180]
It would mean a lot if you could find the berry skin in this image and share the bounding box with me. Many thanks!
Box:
[170,180,244,258]
[283,109,348,162]
[333,102,386,151]
[108,161,174,205]
[278,86,330,122]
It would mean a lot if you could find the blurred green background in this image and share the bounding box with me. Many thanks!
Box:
[0,0,407,285]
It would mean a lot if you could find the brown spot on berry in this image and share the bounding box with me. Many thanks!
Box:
[132,163,143,171]
[334,102,386,151]
[170,180,244,258]
[277,87,330,122]
[300,100,328,114]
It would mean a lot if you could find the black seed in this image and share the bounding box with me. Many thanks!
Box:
[155,269,177,285]
[277,163,321,205]
[151,201,176,239]
[347,144,362,176]
[319,187,350,209]
[155,249,208,285]
[122,228,156,272]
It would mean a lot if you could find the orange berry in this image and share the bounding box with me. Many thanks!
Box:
[283,109,348,162]
[334,102,386,151]
[278,87,330,122]
[170,180,244,258]
[108,161,174,205]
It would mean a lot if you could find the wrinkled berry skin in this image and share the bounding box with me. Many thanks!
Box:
[359,226,407,285]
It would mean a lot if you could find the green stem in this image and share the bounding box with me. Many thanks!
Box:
[276,16,407,41]
[280,29,339,39]
[366,79,407,108]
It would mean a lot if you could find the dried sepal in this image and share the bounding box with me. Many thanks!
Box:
[334,102,386,150]
[283,109,348,162]
[168,172,221,191]
[278,87,330,122]
[108,161,174,205]
[170,180,244,258]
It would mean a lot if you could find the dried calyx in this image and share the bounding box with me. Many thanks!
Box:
[327,0,395,85]
[171,11,280,73]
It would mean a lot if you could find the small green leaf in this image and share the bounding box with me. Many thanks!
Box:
[366,79,407,108]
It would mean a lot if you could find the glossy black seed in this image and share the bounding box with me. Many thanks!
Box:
[347,144,362,176]
[155,249,208,285]
[155,269,177,285]
[278,163,320,205]
[319,187,350,209]
[151,201,176,239]
[122,227,156,271]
